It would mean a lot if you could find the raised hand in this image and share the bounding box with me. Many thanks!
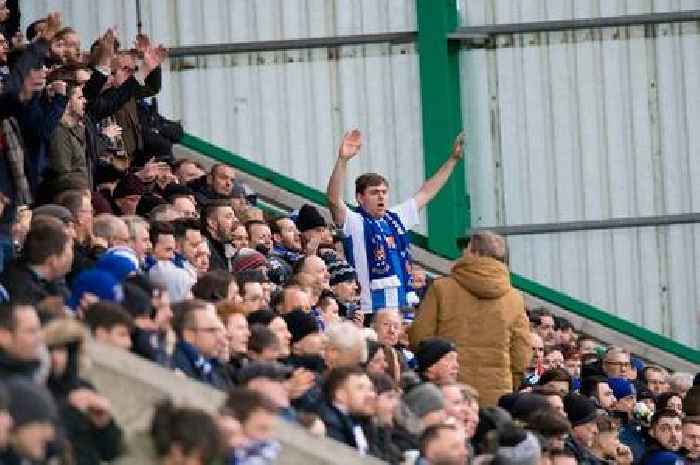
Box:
[134,33,151,53]
[11,32,24,48]
[39,12,63,41]
[92,27,117,68]
[450,131,466,161]
[101,123,122,140]
[338,129,362,161]
[142,44,167,72]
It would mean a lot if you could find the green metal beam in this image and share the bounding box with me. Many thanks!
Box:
[416,0,468,259]
[178,133,699,365]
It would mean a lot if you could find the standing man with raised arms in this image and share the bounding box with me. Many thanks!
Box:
[326,129,464,314]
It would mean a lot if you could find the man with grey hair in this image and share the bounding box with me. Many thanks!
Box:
[92,214,130,250]
[324,321,367,370]
[669,372,693,397]
[409,231,531,407]
[602,347,632,380]
[122,215,151,263]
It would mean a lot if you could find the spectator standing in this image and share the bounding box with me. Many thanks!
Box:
[409,231,531,406]
[326,129,464,313]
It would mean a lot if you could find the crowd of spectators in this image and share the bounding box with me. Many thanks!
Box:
[1,5,699,465]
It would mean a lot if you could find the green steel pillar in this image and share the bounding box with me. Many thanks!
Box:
[416,0,468,259]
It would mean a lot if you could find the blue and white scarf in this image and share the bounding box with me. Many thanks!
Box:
[176,340,213,382]
[357,207,411,290]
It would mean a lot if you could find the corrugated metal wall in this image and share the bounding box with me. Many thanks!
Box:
[459,0,700,347]
[22,0,426,231]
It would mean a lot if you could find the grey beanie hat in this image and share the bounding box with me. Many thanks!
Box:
[494,430,541,465]
[6,378,58,428]
[403,382,444,419]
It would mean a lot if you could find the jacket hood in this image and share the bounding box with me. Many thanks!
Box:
[42,318,88,349]
[450,255,512,299]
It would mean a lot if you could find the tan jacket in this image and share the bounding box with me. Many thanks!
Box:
[408,255,532,406]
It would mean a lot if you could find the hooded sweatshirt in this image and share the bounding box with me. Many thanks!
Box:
[408,255,532,406]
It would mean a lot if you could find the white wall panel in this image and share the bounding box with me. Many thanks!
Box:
[23,0,415,47]
[460,4,700,347]
[459,0,700,26]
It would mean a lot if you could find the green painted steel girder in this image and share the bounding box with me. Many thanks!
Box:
[416,0,468,259]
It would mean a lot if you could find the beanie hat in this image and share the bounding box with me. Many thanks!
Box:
[68,269,124,310]
[148,261,196,303]
[295,204,326,232]
[6,378,58,428]
[415,338,456,374]
[96,251,140,282]
[113,174,146,199]
[328,260,357,286]
[494,428,541,465]
[608,377,636,400]
[32,204,74,224]
[283,309,319,344]
[231,249,267,273]
[564,393,599,427]
[403,382,444,419]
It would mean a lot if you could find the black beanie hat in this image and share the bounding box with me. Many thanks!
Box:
[283,309,320,344]
[563,393,599,427]
[328,260,357,286]
[415,337,456,374]
[6,378,58,428]
[295,204,327,232]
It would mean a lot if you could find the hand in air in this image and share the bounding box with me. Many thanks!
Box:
[338,129,362,161]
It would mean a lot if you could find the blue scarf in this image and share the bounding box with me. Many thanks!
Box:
[357,207,411,290]
[176,341,213,383]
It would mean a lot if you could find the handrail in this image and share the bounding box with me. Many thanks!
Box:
[179,133,700,365]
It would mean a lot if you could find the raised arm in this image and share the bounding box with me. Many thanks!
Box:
[326,129,361,226]
[413,131,465,211]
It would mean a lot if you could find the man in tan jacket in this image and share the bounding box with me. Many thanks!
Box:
[408,231,531,407]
